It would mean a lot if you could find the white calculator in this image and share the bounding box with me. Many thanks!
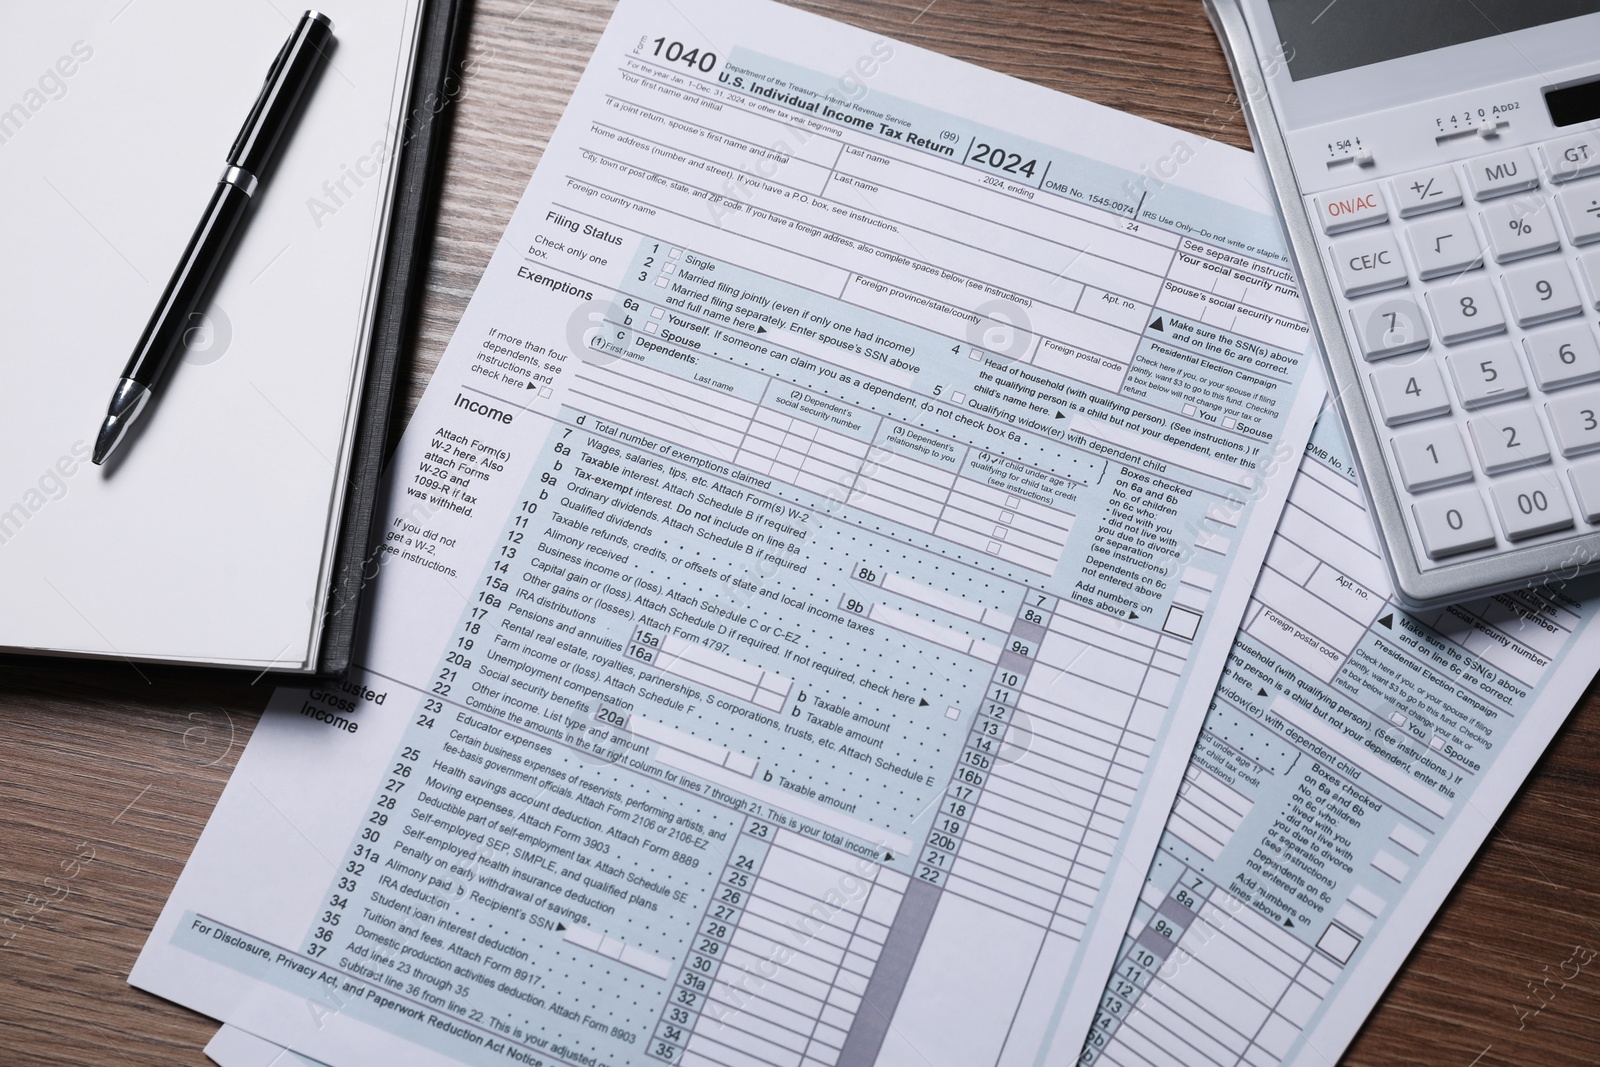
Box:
[1206,0,1600,606]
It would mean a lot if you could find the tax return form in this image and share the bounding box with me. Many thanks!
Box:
[1080,410,1600,1067]
[130,0,1324,1063]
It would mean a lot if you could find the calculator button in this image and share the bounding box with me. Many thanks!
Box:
[1555,183,1600,245]
[1523,322,1600,390]
[1446,341,1528,409]
[1405,214,1485,279]
[1413,488,1497,558]
[1391,423,1473,490]
[1350,297,1430,359]
[1542,133,1600,184]
[1316,182,1387,234]
[1581,249,1600,309]
[1481,199,1562,263]
[1469,406,1551,473]
[1468,147,1538,200]
[1394,166,1464,217]
[1490,469,1574,540]
[1425,278,1506,344]
[1546,388,1600,457]
[1570,460,1600,522]
[1501,261,1583,326]
[1371,360,1451,426]
[1330,231,1407,296]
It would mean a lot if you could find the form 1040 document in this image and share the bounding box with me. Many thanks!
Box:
[131,0,1324,1064]
[1081,411,1600,1067]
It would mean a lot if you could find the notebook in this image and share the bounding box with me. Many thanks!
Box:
[0,0,463,673]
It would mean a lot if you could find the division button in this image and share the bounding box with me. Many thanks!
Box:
[1413,488,1497,558]
[1554,183,1600,245]
[1467,147,1539,200]
[1316,182,1388,234]
[1489,469,1574,540]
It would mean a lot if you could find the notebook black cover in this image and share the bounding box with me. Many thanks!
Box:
[314,0,473,676]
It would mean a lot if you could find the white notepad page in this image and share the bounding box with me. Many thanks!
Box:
[0,0,422,669]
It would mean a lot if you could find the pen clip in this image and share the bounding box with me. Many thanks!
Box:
[226,26,299,164]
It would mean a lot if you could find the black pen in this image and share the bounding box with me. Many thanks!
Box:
[92,11,335,465]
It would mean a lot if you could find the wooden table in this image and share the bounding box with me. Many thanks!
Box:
[3,1,1598,1064]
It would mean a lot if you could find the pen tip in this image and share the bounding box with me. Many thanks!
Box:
[92,423,115,466]
[94,379,151,467]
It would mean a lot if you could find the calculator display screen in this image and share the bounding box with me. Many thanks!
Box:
[1268,0,1600,81]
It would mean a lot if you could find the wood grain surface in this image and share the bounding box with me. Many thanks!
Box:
[2,1,1597,1064]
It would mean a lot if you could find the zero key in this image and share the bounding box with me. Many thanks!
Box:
[1413,488,1497,558]
[1317,182,1387,234]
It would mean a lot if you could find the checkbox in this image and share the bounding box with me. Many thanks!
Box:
[945,706,961,720]
[1000,511,1014,524]
[1318,924,1360,964]
[986,541,1002,554]
[539,386,553,398]
[992,526,1007,539]
[1006,495,1020,508]
[1163,606,1202,640]
[1428,734,1445,750]
[969,348,983,360]
[651,307,664,318]
[951,391,965,403]
[663,262,676,274]
[645,322,659,334]
[655,277,669,287]
[1182,403,1196,416]
[1389,711,1406,726]
[1222,416,1236,429]
[669,248,681,258]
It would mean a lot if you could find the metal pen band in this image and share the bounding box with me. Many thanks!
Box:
[220,165,259,196]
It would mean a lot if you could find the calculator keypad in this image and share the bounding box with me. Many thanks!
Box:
[1314,146,1600,563]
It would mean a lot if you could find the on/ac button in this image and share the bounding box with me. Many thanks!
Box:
[1316,182,1387,234]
